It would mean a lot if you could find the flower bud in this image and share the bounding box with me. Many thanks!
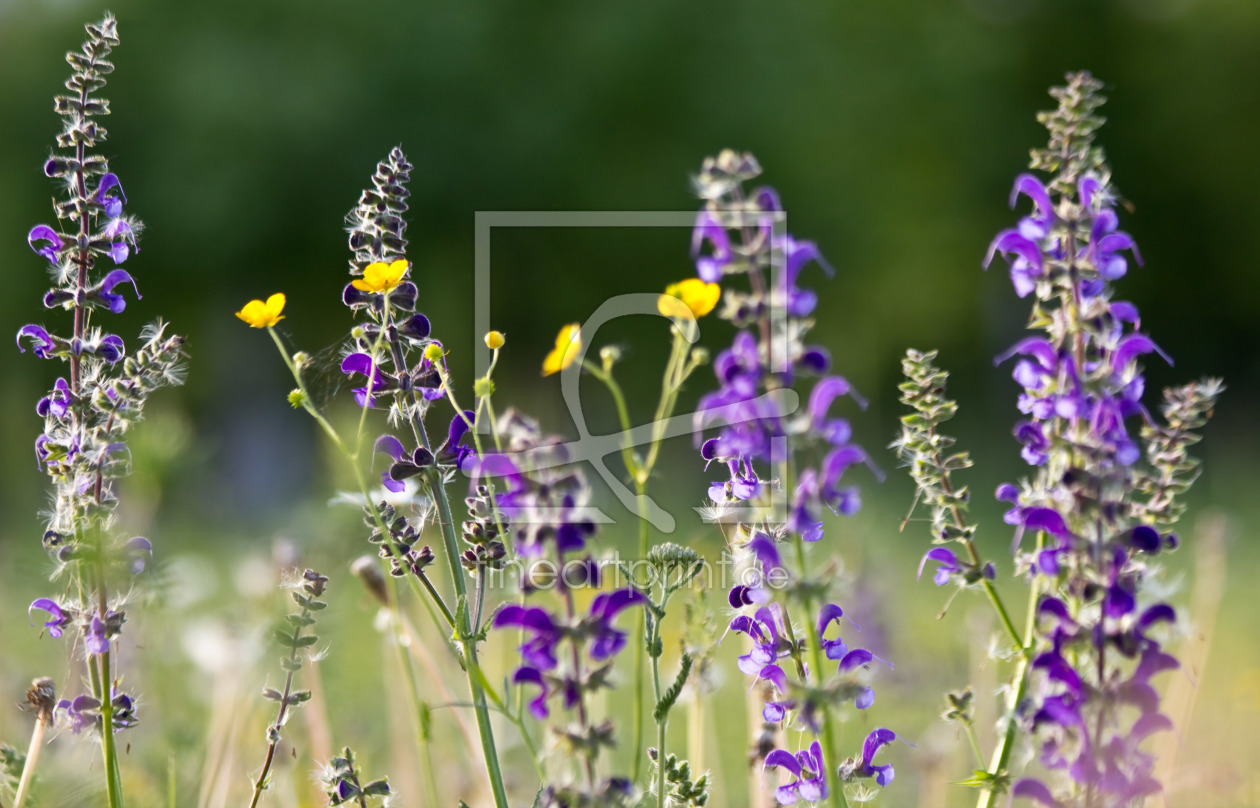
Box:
[484,330,505,350]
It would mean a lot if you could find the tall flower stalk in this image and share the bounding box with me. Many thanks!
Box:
[18,16,185,808]
[899,72,1222,808]
[688,151,898,807]
[240,148,524,806]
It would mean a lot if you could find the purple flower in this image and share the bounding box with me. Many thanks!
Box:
[692,211,731,282]
[28,225,65,263]
[86,614,110,654]
[372,434,435,492]
[764,741,827,805]
[92,269,141,314]
[789,470,825,542]
[28,598,70,638]
[36,378,74,419]
[985,229,1044,298]
[341,353,395,407]
[816,603,849,660]
[728,583,770,608]
[493,604,561,671]
[585,588,646,660]
[852,728,897,787]
[1011,779,1060,806]
[58,695,102,734]
[95,173,127,218]
[1085,207,1142,281]
[124,536,153,574]
[917,547,959,586]
[728,606,789,693]
[16,325,57,359]
[511,666,552,720]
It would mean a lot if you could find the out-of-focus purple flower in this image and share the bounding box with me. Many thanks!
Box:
[58,695,102,734]
[512,666,551,720]
[29,598,70,638]
[1011,779,1060,806]
[494,604,560,671]
[728,606,789,693]
[86,614,110,655]
[124,536,152,574]
[917,547,959,586]
[692,211,731,282]
[586,588,646,660]
[764,740,827,805]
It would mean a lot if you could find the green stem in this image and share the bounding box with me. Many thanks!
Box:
[632,480,651,784]
[789,541,849,808]
[98,648,124,808]
[389,577,442,808]
[975,562,1042,808]
[649,594,668,808]
[963,722,985,769]
[266,326,509,808]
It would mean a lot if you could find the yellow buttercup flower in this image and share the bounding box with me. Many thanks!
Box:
[542,323,581,376]
[351,259,409,293]
[658,278,720,319]
[235,293,286,328]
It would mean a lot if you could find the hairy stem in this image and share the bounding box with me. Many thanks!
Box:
[247,606,312,808]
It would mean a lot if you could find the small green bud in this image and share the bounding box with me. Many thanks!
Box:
[474,376,495,398]
[287,389,309,409]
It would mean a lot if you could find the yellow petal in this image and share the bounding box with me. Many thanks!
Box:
[350,278,374,292]
[542,323,581,376]
[234,299,266,327]
[657,294,692,319]
[659,278,720,319]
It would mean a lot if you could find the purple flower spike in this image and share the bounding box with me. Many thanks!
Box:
[29,598,69,638]
[28,225,65,262]
[17,325,57,358]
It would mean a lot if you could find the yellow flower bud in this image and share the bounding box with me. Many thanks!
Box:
[484,330,506,350]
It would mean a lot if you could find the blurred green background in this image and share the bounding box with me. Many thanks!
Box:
[1,0,1259,806]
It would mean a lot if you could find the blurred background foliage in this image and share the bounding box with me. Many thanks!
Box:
[1,0,1258,806]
